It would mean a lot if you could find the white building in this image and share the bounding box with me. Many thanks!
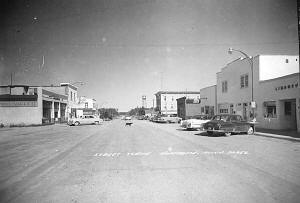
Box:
[217,55,299,131]
[74,96,98,117]
[44,83,79,119]
[155,91,200,115]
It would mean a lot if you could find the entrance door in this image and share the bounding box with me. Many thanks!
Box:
[243,103,248,120]
[283,99,297,130]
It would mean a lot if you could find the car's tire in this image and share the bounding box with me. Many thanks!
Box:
[74,121,80,126]
[225,132,231,137]
[207,131,213,136]
[247,126,254,135]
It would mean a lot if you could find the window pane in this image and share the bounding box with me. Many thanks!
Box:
[245,75,248,87]
[240,76,244,88]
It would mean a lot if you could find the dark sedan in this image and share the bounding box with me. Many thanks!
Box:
[203,114,255,136]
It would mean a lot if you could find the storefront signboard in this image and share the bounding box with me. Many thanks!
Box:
[0,101,38,107]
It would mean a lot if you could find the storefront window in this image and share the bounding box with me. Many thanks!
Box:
[264,101,276,118]
[220,109,228,114]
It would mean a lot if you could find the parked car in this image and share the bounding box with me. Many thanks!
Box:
[137,115,145,120]
[155,116,168,123]
[150,115,159,122]
[180,115,212,130]
[203,114,255,136]
[68,115,103,126]
[160,114,182,123]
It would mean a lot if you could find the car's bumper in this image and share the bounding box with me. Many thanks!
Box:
[206,129,225,133]
[206,128,244,133]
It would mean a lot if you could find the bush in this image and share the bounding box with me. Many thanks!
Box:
[0,123,4,128]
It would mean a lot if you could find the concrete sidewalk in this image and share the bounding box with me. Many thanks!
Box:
[255,128,300,142]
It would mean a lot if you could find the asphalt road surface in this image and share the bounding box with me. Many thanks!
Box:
[0,119,299,203]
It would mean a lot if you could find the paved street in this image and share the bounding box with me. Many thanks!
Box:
[0,120,299,203]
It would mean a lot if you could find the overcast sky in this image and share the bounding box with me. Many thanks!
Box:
[0,0,298,111]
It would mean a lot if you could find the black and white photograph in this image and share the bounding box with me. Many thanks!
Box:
[0,0,299,202]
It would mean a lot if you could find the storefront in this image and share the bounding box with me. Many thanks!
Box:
[0,86,68,126]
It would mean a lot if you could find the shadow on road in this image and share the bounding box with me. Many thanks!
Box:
[194,132,224,137]
[176,128,199,131]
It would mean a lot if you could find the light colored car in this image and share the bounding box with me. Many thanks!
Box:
[180,115,212,130]
[125,116,132,120]
[160,114,182,123]
[68,115,103,126]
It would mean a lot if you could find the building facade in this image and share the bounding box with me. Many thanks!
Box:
[155,91,200,115]
[0,85,68,126]
[199,85,217,116]
[42,83,79,120]
[216,55,299,131]
[73,96,98,117]
[177,97,201,119]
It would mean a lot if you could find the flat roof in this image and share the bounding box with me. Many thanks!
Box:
[42,89,68,100]
[155,91,199,95]
[200,85,216,91]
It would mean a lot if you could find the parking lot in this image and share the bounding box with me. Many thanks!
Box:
[0,119,299,203]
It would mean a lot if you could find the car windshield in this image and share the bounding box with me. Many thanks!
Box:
[212,115,230,122]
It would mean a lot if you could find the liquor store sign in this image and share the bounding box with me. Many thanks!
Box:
[0,101,37,107]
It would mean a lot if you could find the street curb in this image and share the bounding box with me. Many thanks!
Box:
[254,132,300,142]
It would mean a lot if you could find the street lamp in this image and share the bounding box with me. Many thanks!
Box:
[228,48,255,120]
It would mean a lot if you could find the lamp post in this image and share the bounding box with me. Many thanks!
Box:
[228,48,255,120]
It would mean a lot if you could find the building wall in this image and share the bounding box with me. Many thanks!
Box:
[217,57,254,117]
[43,84,78,119]
[177,97,186,119]
[255,73,299,130]
[78,97,97,109]
[217,55,299,130]
[186,103,202,118]
[0,87,43,126]
[200,85,217,115]
[157,92,200,115]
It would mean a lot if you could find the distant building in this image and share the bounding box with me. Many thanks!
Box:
[142,95,147,108]
[199,85,217,116]
[74,96,98,117]
[144,109,155,117]
[177,97,201,120]
[217,55,299,131]
[155,91,200,115]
